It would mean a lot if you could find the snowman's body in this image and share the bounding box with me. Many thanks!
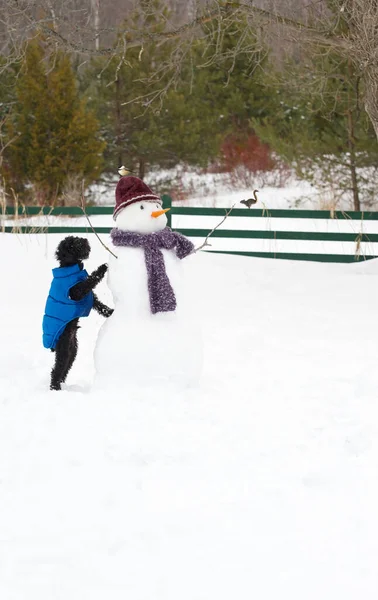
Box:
[94,196,202,389]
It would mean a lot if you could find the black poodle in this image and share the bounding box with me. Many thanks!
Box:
[44,236,113,391]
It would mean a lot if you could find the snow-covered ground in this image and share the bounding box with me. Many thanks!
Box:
[1,232,378,599]
[90,167,320,209]
[88,165,373,211]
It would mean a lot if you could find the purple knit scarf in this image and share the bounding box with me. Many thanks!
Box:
[111,227,194,314]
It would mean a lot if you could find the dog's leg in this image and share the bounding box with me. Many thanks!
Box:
[50,326,70,391]
[93,293,114,318]
[60,320,79,384]
[69,264,108,301]
[50,320,79,390]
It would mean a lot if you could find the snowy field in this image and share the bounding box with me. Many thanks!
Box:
[1,232,378,599]
[89,168,320,210]
[87,165,373,211]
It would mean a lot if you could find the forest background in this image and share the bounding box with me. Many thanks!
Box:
[0,0,377,211]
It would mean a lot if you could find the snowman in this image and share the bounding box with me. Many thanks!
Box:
[94,176,202,389]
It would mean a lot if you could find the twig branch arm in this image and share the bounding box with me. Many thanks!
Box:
[193,204,235,253]
[80,186,118,259]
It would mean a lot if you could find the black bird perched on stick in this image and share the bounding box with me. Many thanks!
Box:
[240,190,259,208]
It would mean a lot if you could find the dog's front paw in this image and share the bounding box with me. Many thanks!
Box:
[95,263,108,280]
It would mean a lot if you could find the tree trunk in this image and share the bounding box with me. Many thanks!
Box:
[138,157,146,180]
[115,76,123,168]
[92,0,100,51]
[347,108,360,211]
[187,0,196,20]
[364,70,378,142]
[47,0,57,30]
[346,59,360,211]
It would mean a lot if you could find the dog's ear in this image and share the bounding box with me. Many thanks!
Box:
[83,238,91,256]
[55,237,72,264]
[77,237,90,260]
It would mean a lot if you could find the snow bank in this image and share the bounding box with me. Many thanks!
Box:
[1,233,378,599]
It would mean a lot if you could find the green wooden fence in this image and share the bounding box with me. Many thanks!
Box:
[2,195,378,263]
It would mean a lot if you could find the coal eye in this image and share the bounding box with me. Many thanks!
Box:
[140,205,144,210]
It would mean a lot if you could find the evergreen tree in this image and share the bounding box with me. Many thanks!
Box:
[83,0,222,178]
[3,40,105,204]
[252,1,378,211]
[83,2,274,179]
[253,57,378,210]
[196,15,269,136]
[190,14,277,172]
[0,57,17,174]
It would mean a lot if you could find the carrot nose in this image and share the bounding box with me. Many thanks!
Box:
[151,208,170,218]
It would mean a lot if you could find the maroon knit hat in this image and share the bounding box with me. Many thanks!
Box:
[113,176,161,220]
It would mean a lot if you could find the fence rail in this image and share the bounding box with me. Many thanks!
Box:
[2,196,378,263]
[3,204,378,220]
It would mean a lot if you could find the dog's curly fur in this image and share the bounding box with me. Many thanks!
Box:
[50,236,113,391]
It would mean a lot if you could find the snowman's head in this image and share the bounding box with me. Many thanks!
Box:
[115,201,170,234]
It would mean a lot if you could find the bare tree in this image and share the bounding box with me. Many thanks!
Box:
[91,0,100,51]
[1,1,378,140]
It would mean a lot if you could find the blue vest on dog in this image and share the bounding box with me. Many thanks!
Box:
[42,264,94,349]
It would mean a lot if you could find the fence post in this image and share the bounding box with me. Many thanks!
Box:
[162,194,172,228]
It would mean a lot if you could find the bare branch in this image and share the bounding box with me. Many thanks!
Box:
[80,182,118,259]
[1,1,378,139]
[194,204,235,253]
